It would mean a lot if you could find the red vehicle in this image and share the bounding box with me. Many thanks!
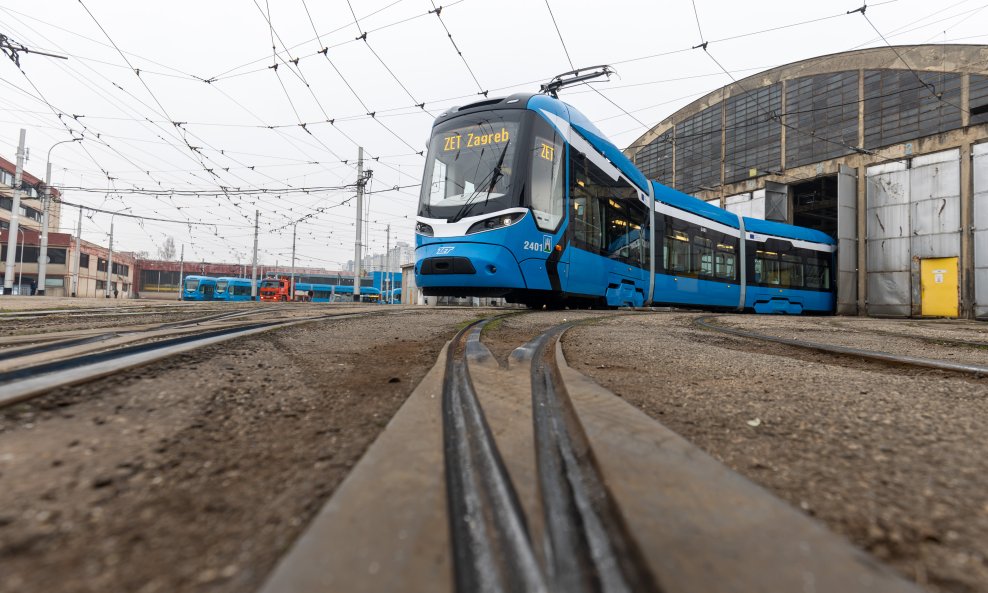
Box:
[258,276,294,302]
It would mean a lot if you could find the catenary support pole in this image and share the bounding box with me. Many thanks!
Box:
[354,147,363,302]
[105,219,114,298]
[36,161,52,296]
[178,244,185,301]
[3,129,27,295]
[251,210,259,301]
[71,205,82,297]
[386,224,391,303]
[290,221,297,302]
[38,137,80,296]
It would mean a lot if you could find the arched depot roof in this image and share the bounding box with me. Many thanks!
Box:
[625,45,988,195]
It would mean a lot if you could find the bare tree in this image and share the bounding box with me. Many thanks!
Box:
[157,236,176,261]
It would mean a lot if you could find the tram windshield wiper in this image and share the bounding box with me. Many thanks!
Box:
[450,139,510,223]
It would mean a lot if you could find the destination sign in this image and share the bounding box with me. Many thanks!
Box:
[443,127,510,152]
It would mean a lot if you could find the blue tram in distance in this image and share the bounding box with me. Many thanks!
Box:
[214,277,254,301]
[414,91,836,313]
[182,275,217,301]
[292,283,384,303]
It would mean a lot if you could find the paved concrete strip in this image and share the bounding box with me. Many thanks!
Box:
[554,340,924,593]
[258,344,451,593]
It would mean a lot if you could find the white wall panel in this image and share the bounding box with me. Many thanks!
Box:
[974,143,988,318]
[866,162,910,316]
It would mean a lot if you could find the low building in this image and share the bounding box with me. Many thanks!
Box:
[0,156,61,233]
[0,229,134,297]
[133,259,373,299]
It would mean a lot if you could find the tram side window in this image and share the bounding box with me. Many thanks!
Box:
[692,236,714,276]
[781,254,803,287]
[756,251,781,285]
[715,242,736,280]
[530,118,564,231]
[665,229,690,273]
[804,253,831,289]
[569,148,638,257]
[603,199,645,266]
[571,196,604,252]
[754,247,832,290]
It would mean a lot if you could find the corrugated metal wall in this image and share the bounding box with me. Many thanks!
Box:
[909,150,961,315]
[866,161,911,316]
[837,165,858,315]
[866,149,961,316]
[724,190,765,219]
[974,143,988,318]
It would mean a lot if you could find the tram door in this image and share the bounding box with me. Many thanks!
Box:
[920,257,959,317]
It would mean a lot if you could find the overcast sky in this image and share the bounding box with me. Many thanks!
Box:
[0,0,984,269]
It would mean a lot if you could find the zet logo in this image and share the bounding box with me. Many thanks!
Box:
[436,246,455,255]
[542,236,552,252]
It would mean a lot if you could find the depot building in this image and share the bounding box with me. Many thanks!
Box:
[626,44,988,318]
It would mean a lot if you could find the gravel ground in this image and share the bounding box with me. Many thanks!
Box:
[563,312,988,593]
[706,315,988,367]
[0,307,480,593]
[5,304,987,593]
[0,301,265,339]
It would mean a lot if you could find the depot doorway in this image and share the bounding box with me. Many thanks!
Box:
[791,176,838,238]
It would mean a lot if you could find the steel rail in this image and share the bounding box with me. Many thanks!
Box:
[0,304,224,319]
[527,324,660,593]
[823,318,988,350]
[0,311,381,408]
[442,317,546,593]
[695,315,988,376]
[0,333,119,362]
[0,307,283,365]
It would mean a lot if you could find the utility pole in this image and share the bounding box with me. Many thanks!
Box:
[71,205,82,297]
[353,147,363,302]
[3,129,26,295]
[105,218,114,298]
[386,224,391,303]
[251,210,259,301]
[36,160,53,296]
[38,136,80,296]
[290,221,297,302]
[178,244,185,300]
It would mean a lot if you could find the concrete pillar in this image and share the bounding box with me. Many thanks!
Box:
[960,140,974,318]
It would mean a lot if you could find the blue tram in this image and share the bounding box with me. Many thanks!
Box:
[293,283,383,303]
[414,93,835,313]
[214,277,254,301]
[182,275,217,301]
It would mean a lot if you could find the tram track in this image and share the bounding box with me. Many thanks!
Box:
[0,306,283,363]
[822,318,988,350]
[262,311,921,593]
[0,309,389,408]
[695,315,988,376]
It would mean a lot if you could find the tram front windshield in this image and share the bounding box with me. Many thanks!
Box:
[419,110,522,221]
[185,278,200,291]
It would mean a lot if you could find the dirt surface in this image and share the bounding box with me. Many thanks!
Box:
[563,312,988,593]
[0,307,480,593]
[0,300,264,339]
[706,315,988,367]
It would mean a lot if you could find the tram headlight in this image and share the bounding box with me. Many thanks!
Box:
[466,212,525,235]
[415,222,434,236]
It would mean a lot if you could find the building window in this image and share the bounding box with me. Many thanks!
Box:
[79,253,90,269]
